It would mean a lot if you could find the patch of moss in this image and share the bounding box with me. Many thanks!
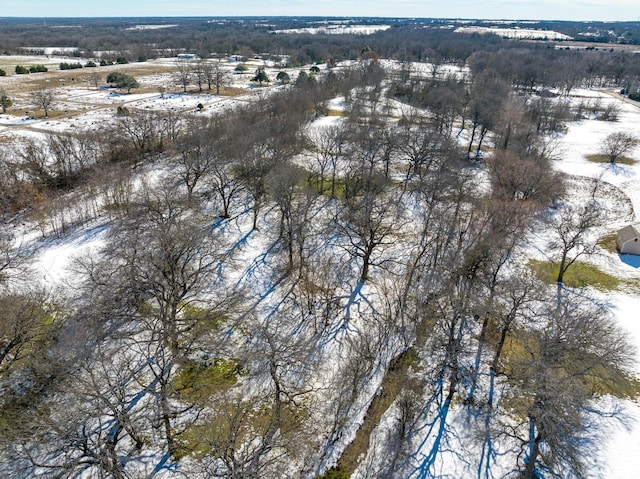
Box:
[176,397,307,461]
[40,312,57,326]
[0,396,48,443]
[0,133,15,144]
[528,259,620,291]
[622,277,640,291]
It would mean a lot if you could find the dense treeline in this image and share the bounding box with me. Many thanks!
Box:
[1,17,640,66]
[1,31,639,479]
[2,18,640,100]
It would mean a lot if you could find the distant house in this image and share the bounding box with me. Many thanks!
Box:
[616,225,640,255]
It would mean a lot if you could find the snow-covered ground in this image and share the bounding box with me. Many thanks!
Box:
[4,58,640,476]
[0,56,315,142]
[274,24,391,35]
[527,88,640,478]
[455,26,573,41]
[604,293,640,479]
[350,86,640,479]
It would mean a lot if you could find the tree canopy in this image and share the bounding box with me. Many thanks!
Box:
[106,72,140,93]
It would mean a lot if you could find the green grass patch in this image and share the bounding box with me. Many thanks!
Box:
[586,153,636,165]
[14,109,80,120]
[620,277,640,293]
[326,109,345,117]
[180,304,226,333]
[528,259,620,291]
[173,402,268,460]
[175,398,307,461]
[218,86,246,97]
[306,175,347,198]
[498,320,640,426]
[398,347,420,368]
[598,232,619,254]
[173,357,244,403]
[585,364,640,399]
[316,468,350,479]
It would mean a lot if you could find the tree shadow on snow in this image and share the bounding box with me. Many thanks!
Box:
[602,162,636,178]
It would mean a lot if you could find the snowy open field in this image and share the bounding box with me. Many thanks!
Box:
[545,89,640,478]
[0,55,316,142]
[455,26,573,41]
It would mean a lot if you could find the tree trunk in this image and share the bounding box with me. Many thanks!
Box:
[160,380,176,456]
[476,127,487,158]
[467,122,477,160]
[556,250,568,283]
[467,313,489,401]
[361,244,373,282]
[252,202,260,231]
[330,166,337,199]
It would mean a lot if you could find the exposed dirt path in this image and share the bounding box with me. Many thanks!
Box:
[333,347,416,477]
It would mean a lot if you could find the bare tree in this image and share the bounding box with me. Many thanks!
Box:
[465,72,509,159]
[488,150,564,205]
[599,131,638,164]
[398,124,454,183]
[0,291,52,375]
[548,200,603,284]
[88,71,102,90]
[507,294,635,479]
[170,119,224,203]
[200,59,230,94]
[334,186,402,282]
[30,88,55,117]
[307,123,348,197]
[208,154,244,220]
[235,144,279,231]
[17,336,151,479]
[119,185,223,356]
[0,226,31,284]
[18,137,55,189]
[91,162,133,215]
[44,132,100,188]
[193,58,206,92]
[267,163,316,273]
[76,183,228,457]
[113,110,164,163]
[175,58,192,93]
[234,114,302,230]
[240,311,317,476]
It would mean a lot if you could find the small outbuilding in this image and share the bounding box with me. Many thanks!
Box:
[616,224,640,255]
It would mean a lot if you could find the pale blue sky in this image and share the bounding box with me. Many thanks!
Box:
[2,0,639,21]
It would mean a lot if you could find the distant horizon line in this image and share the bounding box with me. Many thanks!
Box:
[0,16,637,23]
